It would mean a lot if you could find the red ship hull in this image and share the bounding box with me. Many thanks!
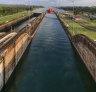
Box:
[48,8,54,13]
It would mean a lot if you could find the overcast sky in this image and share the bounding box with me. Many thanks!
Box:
[0,0,96,6]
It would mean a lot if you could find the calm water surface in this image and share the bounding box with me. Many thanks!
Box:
[2,14,96,92]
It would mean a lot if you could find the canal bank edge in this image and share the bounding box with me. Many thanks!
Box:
[0,13,46,91]
[0,13,41,32]
[56,13,96,82]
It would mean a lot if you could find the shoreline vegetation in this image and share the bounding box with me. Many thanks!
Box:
[0,5,43,16]
[59,14,96,41]
[59,6,96,41]
[0,11,29,25]
[0,5,43,25]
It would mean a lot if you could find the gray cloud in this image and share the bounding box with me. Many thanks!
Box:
[0,0,96,6]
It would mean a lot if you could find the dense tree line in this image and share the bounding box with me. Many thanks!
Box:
[59,6,96,15]
[0,5,43,16]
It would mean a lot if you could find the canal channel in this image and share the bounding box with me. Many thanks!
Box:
[2,14,96,92]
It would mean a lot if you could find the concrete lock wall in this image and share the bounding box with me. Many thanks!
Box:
[4,44,15,84]
[15,33,30,65]
[0,13,45,91]
[57,13,96,82]
[73,34,96,81]
[0,13,38,32]
[76,42,96,81]
[0,57,4,90]
[0,33,30,86]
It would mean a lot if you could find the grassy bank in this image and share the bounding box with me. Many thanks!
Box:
[0,11,30,25]
[0,5,43,25]
[0,5,43,16]
[77,18,96,30]
[59,14,96,41]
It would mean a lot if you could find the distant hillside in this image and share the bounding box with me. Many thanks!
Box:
[59,6,96,14]
[0,5,43,16]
